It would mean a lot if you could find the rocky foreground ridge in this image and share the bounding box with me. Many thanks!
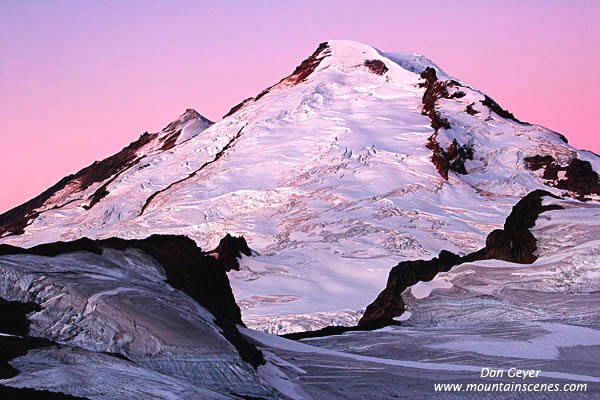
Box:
[0,235,305,399]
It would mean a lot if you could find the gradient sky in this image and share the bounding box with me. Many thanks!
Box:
[1,1,599,213]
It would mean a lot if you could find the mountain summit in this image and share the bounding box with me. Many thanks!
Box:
[1,40,599,332]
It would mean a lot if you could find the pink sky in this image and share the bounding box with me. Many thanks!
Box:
[1,1,599,213]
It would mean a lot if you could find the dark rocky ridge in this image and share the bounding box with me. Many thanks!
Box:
[0,132,157,237]
[0,234,264,368]
[481,95,528,125]
[223,97,254,119]
[419,67,451,132]
[83,155,148,211]
[358,189,563,328]
[159,129,182,151]
[210,233,253,272]
[281,324,367,341]
[255,42,331,101]
[524,155,600,201]
[222,42,331,118]
[419,67,474,179]
[279,190,566,339]
[0,109,213,235]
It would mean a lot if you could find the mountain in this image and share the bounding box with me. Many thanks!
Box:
[2,39,600,399]
[1,40,599,336]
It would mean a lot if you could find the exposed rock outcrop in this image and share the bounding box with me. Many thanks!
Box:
[525,155,600,200]
[210,233,253,272]
[465,102,479,115]
[358,250,462,329]
[419,67,451,132]
[359,190,563,328]
[481,95,528,125]
[425,138,474,178]
[161,108,212,132]
[159,129,182,151]
[483,190,563,263]
[363,59,388,75]
[419,67,474,179]
[257,41,331,96]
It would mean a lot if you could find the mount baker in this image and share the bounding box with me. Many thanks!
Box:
[1,40,598,334]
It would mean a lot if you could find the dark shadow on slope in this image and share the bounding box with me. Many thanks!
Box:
[0,335,56,379]
[0,297,56,379]
[0,298,41,337]
[0,384,90,400]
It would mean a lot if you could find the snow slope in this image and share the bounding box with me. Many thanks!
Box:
[1,40,597,332]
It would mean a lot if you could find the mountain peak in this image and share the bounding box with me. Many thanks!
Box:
[185,108,200,116]
[162,108,213,133]
[222,40,453,119]
[183,108,205,120]
[322,40,381,61]
[324,40,453,81]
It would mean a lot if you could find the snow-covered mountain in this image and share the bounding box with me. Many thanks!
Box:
[1,40,599,334]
